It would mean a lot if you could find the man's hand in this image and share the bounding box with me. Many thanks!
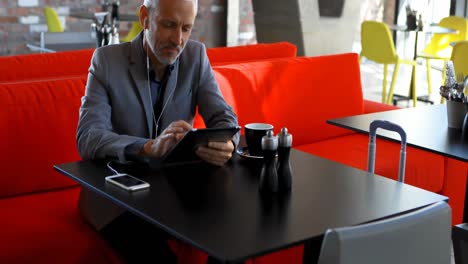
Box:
[196,139,235,166]
[141,120,192,158]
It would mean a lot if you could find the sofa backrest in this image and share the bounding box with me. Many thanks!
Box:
[0,42,296,84]
[0,76,86,198]
[0,49,94,83]
[207,42,297,66]
[212,53,364,146]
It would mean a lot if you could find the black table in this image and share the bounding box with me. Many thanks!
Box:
[328,104,467,162]
[69,12,138,22]
[328,104,467,223]
[388,25,458,106]
[27,43,95,53]
[27,31,96,53]
[54,150,447,263]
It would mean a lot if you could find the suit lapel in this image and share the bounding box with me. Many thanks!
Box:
[128,32,153,138]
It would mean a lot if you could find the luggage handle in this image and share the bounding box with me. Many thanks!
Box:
[367,120,407,182]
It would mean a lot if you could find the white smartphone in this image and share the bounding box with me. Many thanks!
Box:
[105,174,150,191]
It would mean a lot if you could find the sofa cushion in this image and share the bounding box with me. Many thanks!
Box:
[193,42,298,129]
[0,49,94,83]
[207,42,297,66]
[0,77,87,198]
[212,53,364,145]
[441,158,468,225]
[296,134,445,193]
[0,186,121,264]
[250,245,303,264]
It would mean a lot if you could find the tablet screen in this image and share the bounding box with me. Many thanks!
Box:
[162,126,241,165]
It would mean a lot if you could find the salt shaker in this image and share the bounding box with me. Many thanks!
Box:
[259,130,278,193]
[277,127,292,192]
[109,26,120,45]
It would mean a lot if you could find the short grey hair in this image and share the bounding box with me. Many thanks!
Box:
[143,0,198,13]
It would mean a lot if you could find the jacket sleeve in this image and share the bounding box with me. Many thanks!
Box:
[196,44,240,148]
[76,48,148,162]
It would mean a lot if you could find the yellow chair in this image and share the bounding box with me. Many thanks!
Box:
[417,16,468,95]
[43,6,64,32]
[121,21,143,43]
[446,40,468,103]
[360,20,417,105]
[121,8,142,43]
[451,41,468,77]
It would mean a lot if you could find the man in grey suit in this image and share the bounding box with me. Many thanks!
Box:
[76,0,239,262]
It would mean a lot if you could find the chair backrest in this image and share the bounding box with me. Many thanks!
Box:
[121,8,142,43]
[451,40,468,77]
[423,16,468,57]
[360,20,398,64]
[121,21,143,42]
[44,6,64,32]
[317,201,451,264]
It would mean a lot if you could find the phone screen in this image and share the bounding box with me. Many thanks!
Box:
[111,175,145,186]
[105,174,150,191]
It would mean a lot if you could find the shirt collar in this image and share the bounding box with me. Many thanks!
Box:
[140,35,176,81]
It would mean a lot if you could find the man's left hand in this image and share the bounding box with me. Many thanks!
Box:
[195,140,235,166]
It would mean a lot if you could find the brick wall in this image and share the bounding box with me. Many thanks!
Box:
[0,0,256,56]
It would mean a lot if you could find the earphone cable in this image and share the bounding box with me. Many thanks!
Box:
[145,32,177,139]
[146,49,159,140]
[106,161,120,175]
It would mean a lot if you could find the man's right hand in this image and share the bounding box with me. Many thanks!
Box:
[141,120,192,158]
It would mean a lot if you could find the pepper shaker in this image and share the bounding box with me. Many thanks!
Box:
[101,24,111,46]
[277,127,292,192]
[259,130,278,193]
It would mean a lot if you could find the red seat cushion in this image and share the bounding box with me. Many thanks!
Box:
[251,245,303,264]
[0,187,121,264]
[0,77,86,197]
[296,134,445,193]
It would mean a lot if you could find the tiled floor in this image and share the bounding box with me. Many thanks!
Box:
[360,58,444,107]
[360,59,456,263]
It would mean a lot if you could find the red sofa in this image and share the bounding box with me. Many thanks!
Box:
[1,44,466,264]
[0,42,295,264]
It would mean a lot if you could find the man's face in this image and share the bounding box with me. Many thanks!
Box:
[146,0,196,66]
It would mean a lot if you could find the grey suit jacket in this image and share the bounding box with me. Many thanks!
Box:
[76,32,239,230]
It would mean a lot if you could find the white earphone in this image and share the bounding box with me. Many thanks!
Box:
[144,18,177,139]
